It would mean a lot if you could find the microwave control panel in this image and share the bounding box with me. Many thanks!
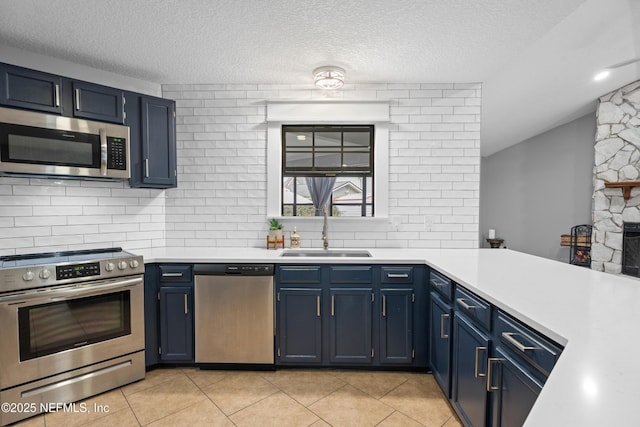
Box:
[107,137,127,170]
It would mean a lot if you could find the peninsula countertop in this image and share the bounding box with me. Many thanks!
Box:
[138,246,640,426]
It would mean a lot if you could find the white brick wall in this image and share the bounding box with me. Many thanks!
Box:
[0,82,480,255]
[0,177,166,256]
[163,82,481,249]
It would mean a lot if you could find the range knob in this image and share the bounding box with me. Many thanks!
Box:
[117,261,128,270]
[22,270,35,281]
[130,259,140,268]
[105,262,115,272]
[39,269,51,279]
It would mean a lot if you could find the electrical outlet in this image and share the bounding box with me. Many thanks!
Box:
[424,216,433,231]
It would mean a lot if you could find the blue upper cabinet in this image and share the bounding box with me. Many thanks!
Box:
[126,93,177,188]
[0,63,62,114]
[71,81,124,124]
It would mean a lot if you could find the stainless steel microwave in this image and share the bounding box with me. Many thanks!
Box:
[0,106,130,179]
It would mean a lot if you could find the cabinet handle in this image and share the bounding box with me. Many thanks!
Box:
[502,332,536,352]
[145,159,150,178]
[162,272,183,277]
[316,295,321,317]
[54,84,60,107]
[440,313,449,339]
[184,294,188,315]
[456,298,477,310]
[99,128,107,177]
[474,346,487,378]
[387,273,409,278]
[75,88,80,110]
[331,295,335,316]
[486,358,502,392]
[382,294,387,317]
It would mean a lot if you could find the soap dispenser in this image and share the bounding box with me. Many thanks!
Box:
[290,227,301,248]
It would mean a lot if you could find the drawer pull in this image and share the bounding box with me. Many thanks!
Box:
[474,346,487,378]
[430,279,444,287]
[387,273,409,278]
[162,272,184,277]
[456,298,477,310]
[502,332,536,352]
[486,358,503,392]
[440,313,449,338]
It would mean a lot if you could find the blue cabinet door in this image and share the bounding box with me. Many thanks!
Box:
[489,347,543,427]
[430,291,453,397]
[380,287,413,364]
[143,265,160,367]
[139,96,177,187]
[452,312,490,427]
[277,288,322,363]
[0,64,62,114]
[72,81,124,123]
[159,285,194,361]
[329,288,373,364]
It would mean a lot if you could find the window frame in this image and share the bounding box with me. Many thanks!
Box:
[266,100,389,220]
[281,125,374,217]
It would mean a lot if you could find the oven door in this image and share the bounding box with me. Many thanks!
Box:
[0,275,144,390]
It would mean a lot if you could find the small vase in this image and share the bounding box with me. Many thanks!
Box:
[268,229,283,240]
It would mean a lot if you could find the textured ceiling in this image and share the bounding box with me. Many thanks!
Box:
[0,0,638,155]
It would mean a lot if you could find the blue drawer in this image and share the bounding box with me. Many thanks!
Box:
[381,266,413,284]
[430,270,453,301]
[494,311,562,377]
[159,265,192,282]
[278,266,322,284]
[454,286,491,331]
[329,266,373,284]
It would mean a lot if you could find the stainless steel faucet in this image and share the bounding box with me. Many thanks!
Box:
[322,205,329,250]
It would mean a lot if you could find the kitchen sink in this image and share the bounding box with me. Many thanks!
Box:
[281,249,372,257]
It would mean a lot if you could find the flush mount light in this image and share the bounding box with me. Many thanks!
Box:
[313,66,346,90]
[593,70,611,81]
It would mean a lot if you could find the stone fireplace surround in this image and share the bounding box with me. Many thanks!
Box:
[592,79,640,274]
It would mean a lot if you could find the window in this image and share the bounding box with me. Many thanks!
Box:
[281,125,374,217]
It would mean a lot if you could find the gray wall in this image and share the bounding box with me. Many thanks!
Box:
[479,113,595,262]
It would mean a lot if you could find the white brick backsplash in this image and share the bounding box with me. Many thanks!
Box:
[0,82,480,254]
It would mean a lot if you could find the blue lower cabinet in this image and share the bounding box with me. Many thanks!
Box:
[277,288,322,363]
[380,288,414,364]
[488,347,543,427]
[159,285,194,362]
[452,312,491,427]
[430,291,453,397]
[329,288,373,364]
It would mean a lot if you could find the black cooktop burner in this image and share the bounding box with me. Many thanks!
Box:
[0,247,131,269]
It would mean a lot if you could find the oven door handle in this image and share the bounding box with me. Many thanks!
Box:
[0,277,143,304]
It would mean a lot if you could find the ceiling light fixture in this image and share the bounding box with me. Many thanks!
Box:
[313,66,346,90]
[593,58,640,82]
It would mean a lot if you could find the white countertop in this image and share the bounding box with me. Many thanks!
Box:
[139,246,640,426]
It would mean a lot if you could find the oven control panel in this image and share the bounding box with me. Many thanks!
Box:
[56,262,101,280]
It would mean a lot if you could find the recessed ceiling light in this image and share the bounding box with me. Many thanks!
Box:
[593,70,610,81]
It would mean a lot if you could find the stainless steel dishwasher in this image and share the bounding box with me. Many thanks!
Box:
[193,264,275,365]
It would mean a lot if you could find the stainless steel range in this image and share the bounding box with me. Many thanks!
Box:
[0,247,145,426]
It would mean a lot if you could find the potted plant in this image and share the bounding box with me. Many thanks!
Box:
[268,218,283,241]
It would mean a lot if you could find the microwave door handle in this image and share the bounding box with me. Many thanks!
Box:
[100,128,108,176]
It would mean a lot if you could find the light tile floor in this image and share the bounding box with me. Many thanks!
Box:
[13,368,462,427]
